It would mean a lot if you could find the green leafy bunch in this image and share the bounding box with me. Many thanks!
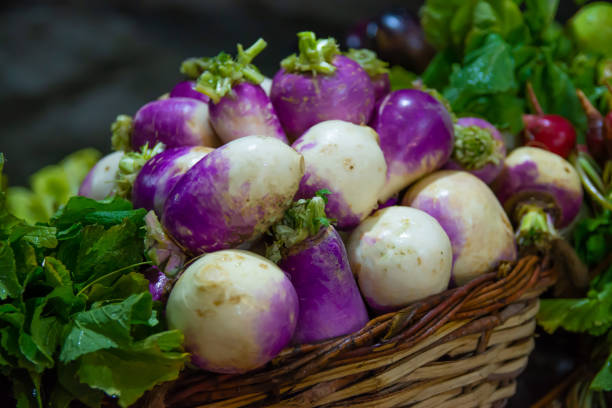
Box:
[0,153,188,408]
[389,0,612,138]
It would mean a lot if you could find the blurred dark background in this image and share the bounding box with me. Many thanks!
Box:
[0,1,586,406]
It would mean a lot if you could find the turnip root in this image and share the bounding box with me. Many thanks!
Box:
[166,249,298,374]
[347,206,452,311]
[402,171,517,286]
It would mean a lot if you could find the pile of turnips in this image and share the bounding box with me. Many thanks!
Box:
[79,32,584,374]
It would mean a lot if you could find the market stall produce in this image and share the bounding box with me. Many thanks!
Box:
[2,1,612,407]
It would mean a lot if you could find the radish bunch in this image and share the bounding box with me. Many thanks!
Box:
[77,32,584,375]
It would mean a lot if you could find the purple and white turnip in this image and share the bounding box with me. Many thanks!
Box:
[132,146,213,216]
[271,32,375,139]
[166,249,298,374]
[344,48,390,101]
[292,120,387,229]
[184,39,288,144]
[162,135,304,254]
[443,117,506,184]
[122,98,220,151]
[347,206,453,311]
[267,192,368,344]
[402,171,517,286]
[78,151,124,200]
[492,146,583,248]
[370,89,454,202]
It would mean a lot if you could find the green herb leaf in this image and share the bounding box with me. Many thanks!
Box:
[75,331,187,408]
[0,241,20,300]
[50,196,137,229]
[591,346,612,391]
[6,149,100,225]
[388,65,418,91]
[573,211,612,267]
[538,281,612,336]
[444,33,518,110]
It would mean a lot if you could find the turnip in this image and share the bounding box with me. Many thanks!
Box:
[292,120,387,229]
[169,80,210,103]
[271,32,375,139]
[442,117,506,184]
[168,80,221,147]
[132,146,213,216]
[113,142,165,199]
[344,48,390,101]
[182,39,288,144]
[266,192,368,343]
[162,135,304,254]
[78,151,123,200]
[347,206,452,311]
[166,249,298,374]
[111,97,219,152]
[370,89,454,202]
[492,146,583,248]
[402,171,517,286]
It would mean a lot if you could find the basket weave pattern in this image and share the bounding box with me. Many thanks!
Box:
[150,255,556,408]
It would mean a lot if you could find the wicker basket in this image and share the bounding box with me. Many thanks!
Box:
[145,255,556,408]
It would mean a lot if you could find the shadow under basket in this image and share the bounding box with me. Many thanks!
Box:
[146,255,557,408]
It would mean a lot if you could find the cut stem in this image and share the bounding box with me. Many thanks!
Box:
[451,124,502,170]
[182,39,267,103]
[515,204,557,250]
[265,189,334,263]
[344,48,389,78]
[115,142,165,199]
[111,115,133,152]
[280,32,340,75]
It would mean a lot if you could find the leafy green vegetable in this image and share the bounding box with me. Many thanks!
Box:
[6,149,100,225]
[388,65,418,91]
[420,0,612,138]
[538,210,612,392]
[538,280,612,336]
[444,33,517,109]
[573,211,612,267]
[0,158,187,407]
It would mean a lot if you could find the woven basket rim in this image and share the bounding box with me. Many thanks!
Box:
[145,254,556,408]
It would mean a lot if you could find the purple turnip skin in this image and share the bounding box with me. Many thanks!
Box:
[402,171,517,286]
[347,206,453,311]
[209,82,288,144]
[166,250,298,374]
[271,56,375,139]
[143,266,171,302]
[162,136,304,254]
[279,226,368,344]
[372,73,391,101]
[131,97,218,150]
[132,146,213,216]
[371,89,454,202]
[169,80,210,103]
[78,151,124,200]
[443,117,506,184]
[493,146,582,228]
[292,120,387,229]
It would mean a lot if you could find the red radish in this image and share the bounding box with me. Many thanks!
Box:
[522,82,576,158]
[576,85,612,165]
